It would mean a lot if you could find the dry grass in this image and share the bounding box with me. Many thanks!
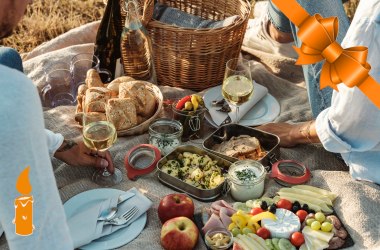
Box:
[1,0,359,54]
[0,0,105,53]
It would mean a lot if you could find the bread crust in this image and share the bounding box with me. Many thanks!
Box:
[107,98,138,130]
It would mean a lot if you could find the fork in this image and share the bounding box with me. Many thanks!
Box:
[103,206,139,226]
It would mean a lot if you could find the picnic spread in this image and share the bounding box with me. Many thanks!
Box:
[0,1,379,249]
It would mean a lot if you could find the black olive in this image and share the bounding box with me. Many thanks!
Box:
[261,201,268,210]
[309,209,316,214]
[302,204,309,211]
[292,205,300,213]
[269,204,277,214]
[293,201,301,207]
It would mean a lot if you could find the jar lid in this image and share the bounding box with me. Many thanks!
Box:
[149,118,183,138]
[124,144,161,181]
[227,160,266,185]
[270,160,311,186]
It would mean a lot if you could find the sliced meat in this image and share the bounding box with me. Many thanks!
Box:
[220,206,236,217]
[220,200,235,211]
[202,213,225,234]
[219,209,232,228]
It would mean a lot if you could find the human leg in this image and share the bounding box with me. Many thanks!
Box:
[289,0,350,117]
[0,46,23,72]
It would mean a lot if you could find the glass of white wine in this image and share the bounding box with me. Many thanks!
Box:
[222,58,253,123]
[83,101,122,186]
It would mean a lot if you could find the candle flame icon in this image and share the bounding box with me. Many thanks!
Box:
[13,166,34,236]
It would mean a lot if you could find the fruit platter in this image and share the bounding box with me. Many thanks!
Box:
[196,185,353,250]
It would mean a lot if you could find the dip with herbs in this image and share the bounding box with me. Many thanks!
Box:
[227,160,266,201]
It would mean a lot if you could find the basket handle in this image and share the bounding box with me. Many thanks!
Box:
[141,0,154,27]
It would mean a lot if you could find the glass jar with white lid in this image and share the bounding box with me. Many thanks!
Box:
[227,160,266,201]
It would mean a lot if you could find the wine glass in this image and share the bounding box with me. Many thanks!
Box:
[222,58,253,123]
[82,101,122,186]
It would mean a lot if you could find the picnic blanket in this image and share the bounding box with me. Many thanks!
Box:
[0,19,379,250]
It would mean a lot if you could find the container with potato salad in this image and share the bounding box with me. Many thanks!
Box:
[157,145,232,201]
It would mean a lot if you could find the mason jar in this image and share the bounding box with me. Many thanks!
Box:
[227,160,266,201]
[149,118,183,156]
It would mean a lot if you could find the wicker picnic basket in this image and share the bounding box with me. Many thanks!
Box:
[119,0,251,91]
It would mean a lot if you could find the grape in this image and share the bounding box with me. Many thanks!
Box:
[315,212,326,223]
[321,222,333,232]
[311,221,321,230]
[242,227,254,235]
[306,218,316,226]
[231,228,241,237]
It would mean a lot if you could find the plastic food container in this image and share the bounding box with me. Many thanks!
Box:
[148,118,183,155]
[227,160,266,201]
[156,145,232,201]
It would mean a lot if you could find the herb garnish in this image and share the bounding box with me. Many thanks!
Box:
[235,168,257,181]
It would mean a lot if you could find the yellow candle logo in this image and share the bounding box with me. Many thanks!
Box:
[13,166,34,236]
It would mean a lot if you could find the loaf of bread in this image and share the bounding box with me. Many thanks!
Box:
[84,87,112,112]
[119,80,156,117]
[107,98,138,130]
[85,69,103,88]
[107,76,135,93]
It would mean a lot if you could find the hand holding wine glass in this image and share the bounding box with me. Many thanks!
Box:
[222,58,253,123]
[83,101,122,186]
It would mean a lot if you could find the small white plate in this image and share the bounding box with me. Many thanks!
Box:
[64,188,147,250]
[203,86,280,127]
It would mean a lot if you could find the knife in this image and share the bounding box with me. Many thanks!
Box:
[117,192,135,206]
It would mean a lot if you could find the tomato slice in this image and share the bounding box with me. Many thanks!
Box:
[175,95,192,110]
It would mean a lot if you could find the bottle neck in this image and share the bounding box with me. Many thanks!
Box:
[123,0,142,30]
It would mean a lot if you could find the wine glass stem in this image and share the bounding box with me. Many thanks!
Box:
[95,150,112,177]
[235,105,240,124]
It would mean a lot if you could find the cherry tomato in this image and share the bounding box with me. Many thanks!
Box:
[175,95,192,110]
[290,232,305,247]
[256,227,271,240]
[276,199,293,211]
[250,207,264,216]
[296,209,308,223]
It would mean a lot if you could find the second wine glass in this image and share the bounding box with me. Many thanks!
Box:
[222,58,253,123]
[82,101,122,186]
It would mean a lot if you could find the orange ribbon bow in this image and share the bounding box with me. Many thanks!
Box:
[272,0,380,109]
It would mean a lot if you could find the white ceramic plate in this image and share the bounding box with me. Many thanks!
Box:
[203,86,280,127]
[64,188,147,250]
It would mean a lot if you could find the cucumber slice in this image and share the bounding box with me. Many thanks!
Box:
[278,238,296,250]
[272,238,280,250]
[265,239,274,250]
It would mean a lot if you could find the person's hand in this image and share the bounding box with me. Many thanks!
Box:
[53,140,115,174]
[257,122,305,147]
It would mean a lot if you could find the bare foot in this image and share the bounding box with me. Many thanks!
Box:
[267,22,294,43]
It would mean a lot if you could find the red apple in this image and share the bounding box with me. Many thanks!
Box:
[160,216,199,250]
[158,193,195,223]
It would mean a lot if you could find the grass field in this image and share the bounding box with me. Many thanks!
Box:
[0,0,359,54]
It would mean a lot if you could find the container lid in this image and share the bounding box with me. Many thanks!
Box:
[227,160,266,185]
[124,144,161,181]
[270,160,311,186]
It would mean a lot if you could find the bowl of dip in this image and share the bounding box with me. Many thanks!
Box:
[227,160,266,201]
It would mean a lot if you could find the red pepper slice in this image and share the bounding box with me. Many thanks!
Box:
[175,95,191,110]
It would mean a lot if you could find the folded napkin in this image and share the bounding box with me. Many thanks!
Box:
[207,82,268,126]
[153,4,239,29]
[67,188,152,249]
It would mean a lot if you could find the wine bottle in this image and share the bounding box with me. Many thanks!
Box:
[93,0,123,82]
[120,0,157,84]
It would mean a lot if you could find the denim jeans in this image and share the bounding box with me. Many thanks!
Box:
[268,0,350,118]
[0,46,23,73]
